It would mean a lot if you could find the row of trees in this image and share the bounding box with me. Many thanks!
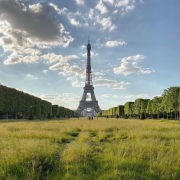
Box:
[0,85,80,119]
[52,105,80,118]
[98,86,180,120]
[97,105,124,118]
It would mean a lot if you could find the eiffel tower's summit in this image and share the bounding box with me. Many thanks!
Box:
[76,39,101,115]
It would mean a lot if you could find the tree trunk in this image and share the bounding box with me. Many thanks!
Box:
[15,113,17,120]
[171,112,172,120]
[179,111,180,120]
[167,113,168,120]
[177,113,179,121]
[158,114,159,119]
[151,113,153,119]
[163,113,164,119]
[6,113,8,119]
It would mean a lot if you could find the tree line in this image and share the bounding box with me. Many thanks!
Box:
[0,85,80,119]
[97,86,180,120]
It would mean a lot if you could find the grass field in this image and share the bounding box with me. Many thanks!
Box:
[1,117,180,180]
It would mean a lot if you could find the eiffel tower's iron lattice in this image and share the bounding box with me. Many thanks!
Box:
[76,40,101,114]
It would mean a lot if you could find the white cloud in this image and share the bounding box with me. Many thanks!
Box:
[73,11,82,16]
[50,63,85,78]
[58,71,71,76]
[89,9,94,19]
[40,93,82,106]
[4,52,79,65]
[114,62,142,75]
[4,53,39,64]
[78,45,86,49]
[109,24,117,31]
[57,65,104,79]
[124,94,151,99]
[75,0,84,5]
[96,1,108,14]
[23,56,39,63]
[68,76,129,89]
[0,0,74,61]
[41,53,79,63]
[115,0,130,7]
[121,54,146,62]
[101,94,112,98]
[124,5,135,12]
[93,76,130,89]
[67,77,84,87]
[63,93,76,97]
[69,18,81,26]
[49,3,68,14]
[139,69,155,74]
[113,62,155,76]
[96,16,117,31]
[114,55,154,75]
[102,0,114,6]
[113,10,118,14]
[106,40,127,47]
[101,94,120,98]
[29,3,43,12]
[115,0,136,15]
[26,74,37,80]
[80,51,98,57]
[40,94,60,100]
[43,70,48,73]
[71,79,84,87]
[4,53,23,65]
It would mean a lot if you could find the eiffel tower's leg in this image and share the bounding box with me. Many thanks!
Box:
[90,90,97,102]
[77,90,87,113]
[81,91,87,101]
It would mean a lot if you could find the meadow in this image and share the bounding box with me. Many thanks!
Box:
[1,118,180,180]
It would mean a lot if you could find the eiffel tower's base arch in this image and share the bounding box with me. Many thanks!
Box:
[76,85,101,114]
[76,101,101,114]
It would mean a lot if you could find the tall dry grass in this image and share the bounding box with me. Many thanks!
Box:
[1,118,180,179]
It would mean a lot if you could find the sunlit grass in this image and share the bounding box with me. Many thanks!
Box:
[1,117,180,179]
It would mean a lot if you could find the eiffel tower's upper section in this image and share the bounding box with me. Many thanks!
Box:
[85,38,92,86]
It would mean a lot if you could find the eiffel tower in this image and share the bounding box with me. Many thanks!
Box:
[76,39,101,114]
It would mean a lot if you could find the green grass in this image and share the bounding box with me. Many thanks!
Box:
[1,118,180,179]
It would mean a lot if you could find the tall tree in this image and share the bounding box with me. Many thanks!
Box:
[146,100,153,119]
[133,99,143,119]
[163,87,180,120]
[141,99,150,118]
[152,96,162,119]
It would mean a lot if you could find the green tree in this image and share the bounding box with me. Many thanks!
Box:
[152,96,161,119]
[140,99,150,118]
[124,102,134,118]
[163,87,180,120]
[116,105,124,118]
[133,99,143,119]
[146,100,153,119]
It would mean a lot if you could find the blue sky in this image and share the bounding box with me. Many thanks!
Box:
[0,0,180,110]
